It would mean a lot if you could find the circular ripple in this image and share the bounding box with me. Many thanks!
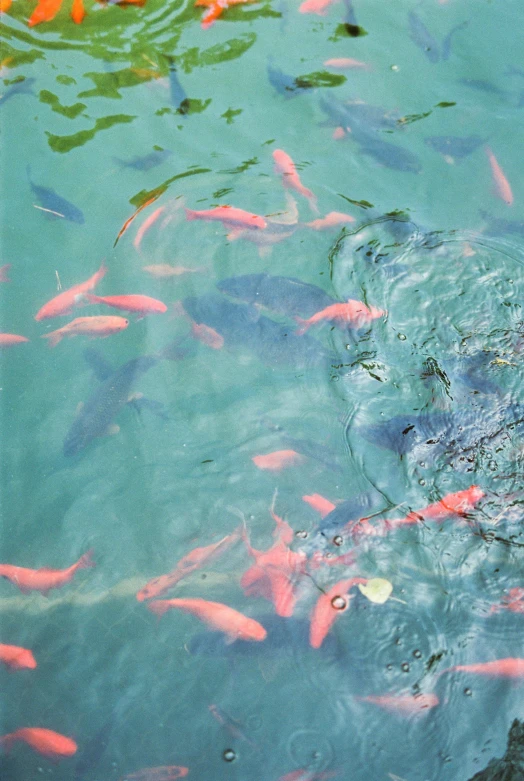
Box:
[286,729,334,772]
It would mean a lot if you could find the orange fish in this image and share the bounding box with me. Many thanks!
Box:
[143,265,204,278]
[324,57,370,70]
[279,771,338,781]
[133,206,166,250]
[195,0,255,27]
[120,767,189,780]
[299,0,338,14]
[272,149,318,211]
[310,577,366,649]
[0,264,11,282]
[0,334,29,348]
[332,127,346,140]
[35,263,107,321]
[306,212,355,230]
[136,527,242,601]
[380,486,484,532]
[84,293,167,318]
[0,643,37,670]
[486,146,513,206]
[302,493,336,518]
[296,300,385,334]
[252,449,305,471]
[41,316,129,347]
[0,549,95,596]
[70,0,85,22]
[441,658,524,678]
[355,692,439,715]
[147,598,267,642]
[490,587,524,615]
[114,196,160,247]
[0,728,77,759]
[191,322,224,350]
[185,205,267,230]
[270,506,295,546]
[28,0,63,26]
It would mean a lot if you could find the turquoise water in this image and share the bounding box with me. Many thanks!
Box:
[1,0,524,778]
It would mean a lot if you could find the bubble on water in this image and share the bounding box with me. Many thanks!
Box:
[223,749,236,762]
[331,595,347,610]
[397,332,407,340]
[419,479,426,486]
[391,64,399,71]
[333,535,343,546]
[464,688,472,697]
[401,662,410,672]
[386,664,393,671]
[413,649,422,659]
[296,530,308,539]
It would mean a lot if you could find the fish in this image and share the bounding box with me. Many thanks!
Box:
[267,59,310,97]
[480,210,524,238]
[320,95,398,134]
[216,273,338,319]
[273,149,318,211]
[486,146,513,205]
[308,490,384,544]
[0,550,95,596]
[147,598,268,641]
[296,299,386,334]
[185,205,267,230]
[143,264,204,278]
[0,264,11,282]
[113,149,173,171]
[353,130,422,173]
[0,643,37,670]
[27,166,84,224]
[71,0,86,23]
[303,494,337,518]
[119,766,189,780]
[306,212,355,229]
[163,56,189,113]
[209,704,257,748]
[279,771,337,781]
[299,0,338,15]
[441,658,524,678]
[195,0,255,28]
[0,334,29,348]
[424,135,485,161]
[310,577,366,648]
[190,322,225,350]
[0,78,36,108]
[41,316,129,347]
[63,350,164,457]
[459,78,507,97]
[84,293,167,318]
[324,58,370,70]
[136,527,242,601]
[355,692,439,715]
[252,450,305,471]
[75,719,113,780]
[489,588,524,615]
[441,20,468,60]
[134,207,166,250]
[34,263,107,321]
[0,728,77,759]
[114,195,161,247]
[408,11,440,63]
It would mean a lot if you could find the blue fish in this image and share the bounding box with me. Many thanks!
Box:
[424,135,486,160]
[354,130,422,173]
[27,166,84,224]
[163,55,189,114]
[217,273,339,319]
[112,148,172,171]
[480,209,524,238]
[0,77,36,108]
[408,11,440,63]
[319,94,398,134]
[267,58,309,97]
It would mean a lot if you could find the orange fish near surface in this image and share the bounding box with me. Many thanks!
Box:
[0,334,29,348]
[324,57,371,70]
[486,146,513,205]
[310,577,367,649]
[41,316,129,347]
[195,0,255,28]
[302,493,336,518]
[133,206,166,250]
[252,449,305,471]
[35,263,107,321]
[0,728,77,759]
[0,549,95,596]
[489,587,524,615]
[299,0,338,14]
[84,293,167,318]
[378,485,485,533]
[185,205,267,230]
[441,658,524,678]
[355,692,439,715]
[273,149,318,212]
[120,766,189,780]
[147,598,267,642]
[306,212,355,230]
[0,643,37,670]
[296,299,385,335]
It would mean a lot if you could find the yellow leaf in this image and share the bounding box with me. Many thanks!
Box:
[358,578,393,604]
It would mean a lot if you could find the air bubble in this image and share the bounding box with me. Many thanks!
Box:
[419,479,426,486]
[296,530,308,539]
[401,663,410,672]
[397,333,407,341]
[413,650,422,659]
[464,688,472,697]
[333,535,343,546]
[331,596,347,610]
[223,749,236,762]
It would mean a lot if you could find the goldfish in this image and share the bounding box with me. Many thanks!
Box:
[0,334,29,348]
[0,264,11,282]
[120,767,189,780]
[355,692,439,715]
[299,0,338,14]
[195,0,255,27]
[272,149,318,211]
[302,493,336,518]
[209,704,256,747]
[143,264,204,278]
[148,598,267,641]
[252,449,305,471]
[324,57,370,69]
[133,206,166,250]
[0,728,77,759]
[84,293,167,318]
[310,577,366,648]
[441,658,524,678]
[378,485,485,533]
[28,0,65,27]
[191,322,224,350]
[306,212,355,230]
[0,549,95,595]
[489,587,524,615]
[71,0,85,22]
[296,299,386,334]
[270,505,295,546]
[486,147,513,205]
[0,643,37,670]
[136,527,242,601]
[35,263,107,321]
[41,316,129,347]
[185,205,267,230]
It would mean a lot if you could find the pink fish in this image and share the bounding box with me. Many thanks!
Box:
[252,450,305,471]
[185,206,267,230]
[441,658,524,678]
[296,300,385,334]
[0,728,77,759]
[310,577,366,648]
[306,212,355,230]
[0,550,95,596]
[84,293,167,318]
[486,147,513,205]
[355,692,439,715]
[35,263,106,321]
[0,334,29,348]
[273,150,318,212]
[134,206,166,249]
[148,598,267,642]
[302,493,336,518]
[299,0,338,14]
[0,264,11,282]
[324,57,370,70]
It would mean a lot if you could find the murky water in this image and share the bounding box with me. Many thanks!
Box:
[1,0,523,778]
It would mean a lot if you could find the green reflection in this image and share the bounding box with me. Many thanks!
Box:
[46,113,136,152]
[39,89,86,118]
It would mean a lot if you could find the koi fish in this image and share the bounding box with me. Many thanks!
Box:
[133,206,166,250]
[27,166,84,223]
[71,0,85,22]
[28,0,65,26]
[209,704,256,748]
[0,334,29,348]
[310,577,366,648]
[41,316,129,347]
[147,598,267,642]
[306,212,355,229]
[252,450,305,471]
[324,57,370,69]
[486,147,513,205]
[84,293,167,318]
[0,728,77,759]
[302,494,336,518]
[272,149,317,211]
[191,322,224,350]
[0,643,37,670]
[195,0,255,28]
[217,273,337,319]
[296,299,386,334]
[185,206,267,230]
[489,587,524,615]
[136,527,242,601]
[299,0,338,14]
[34,263,106,321]
[113,149,172,171]
[355,692,439,715]
[0,264,11,282]
[120,767,189,780]
[441,658,524,677]
[143,265,204,278]
[0,550,95,596]
[0,78,36,108]
[270,504,295,546]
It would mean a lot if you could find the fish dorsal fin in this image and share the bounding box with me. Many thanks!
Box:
[83,348,113,381]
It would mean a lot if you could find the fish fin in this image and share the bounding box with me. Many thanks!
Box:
[83,348,113,381]
[226,228,244,241]
[224,633,238,646]
[77,549,95,569]
[294,317,308,336]
[41,331,62,348]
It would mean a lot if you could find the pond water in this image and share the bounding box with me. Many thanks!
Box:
[1,0,523,778]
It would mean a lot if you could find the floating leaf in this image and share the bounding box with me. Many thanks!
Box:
[358,578,393,604]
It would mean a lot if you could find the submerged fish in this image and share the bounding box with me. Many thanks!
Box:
[113,149,172,171]
[408,11,440,63]
[0,77,36,108]
[480,210,524,238]
[27,166,84,224]
[0,550,94,595]
[163,55,189,114]
[352,130,422,173]
[424,135,485,161]
[216,273,338,319]
[319,94,398,134]
[0,728,77,760]
[148,598,267,641]
[267,59,312,97]
[0,643,37,670]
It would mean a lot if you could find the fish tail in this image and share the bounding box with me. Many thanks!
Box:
[93,263,108,286]
[77,549,95,570]
[294,316,309,335]
[147,601,170,617]
[41,331,63,348]
[83,293,101,305]
[185,208,197,221]
[0,734,16,753]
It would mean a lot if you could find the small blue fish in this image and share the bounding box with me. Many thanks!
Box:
[408,12,440,63]
[424,135,486,160]
[267,58,309,97]
[0,77,36,108]
[353,128,422,173]
[165,58,189,114]
[112,148,172,171]
[27,166,84,224]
